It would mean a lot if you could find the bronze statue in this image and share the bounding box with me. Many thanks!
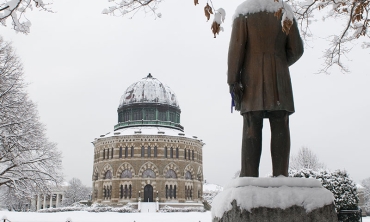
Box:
[228,6,304,177]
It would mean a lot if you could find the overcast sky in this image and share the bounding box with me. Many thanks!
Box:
[1,0,369,187]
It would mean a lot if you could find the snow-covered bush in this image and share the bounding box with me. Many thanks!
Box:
[202,183,223,206]
[38,203,137,213]
[86,203,137,213]
[159,205,205,213]
[38,203,88,213]
[290,169,360,222]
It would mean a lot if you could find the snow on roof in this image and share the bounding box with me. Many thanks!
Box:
[118,74,179,109]
[212,177,334,219]
[233,0,294,22]
[99,126,201,141]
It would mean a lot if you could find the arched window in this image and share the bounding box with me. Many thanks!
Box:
[192,150,194,160]
[188,149,190,160]
[121,169,132,178]
[141,146,145,157]
[169,185,173,199]
[107,149,110,159]
[165,169,177,179]
[154,146,157,157]
[174,185,177,199]
[131,147,134,157]
[105,170,112,179]
[109,185,112,199]
[120,185,123,198]
[124,184,128,199]
[166,185,168,199]
[165,147,168,158]
[185,171,192,180]
[184,148,187,159]
[125,147,128,158]
[129,184,132,198]
[147,146,151,157]
[185,186,193,200]
[119,147,122,158]
[142,169,155,178]
[176,148,179,158]
[170,147,173,158]
[103,149,106,159]
[111,148,114,159]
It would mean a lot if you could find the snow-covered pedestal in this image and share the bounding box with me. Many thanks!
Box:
[212,177,338,222]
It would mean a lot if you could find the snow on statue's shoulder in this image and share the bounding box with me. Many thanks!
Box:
[233,0,294,21]
[211,177,335,219]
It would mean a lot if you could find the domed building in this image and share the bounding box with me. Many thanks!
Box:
[91,74,204,209]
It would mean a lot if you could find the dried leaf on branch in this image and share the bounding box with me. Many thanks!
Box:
[282,19,293,35]
[204,3,213,21]
[211,21,220,38]
[274,8,283,19]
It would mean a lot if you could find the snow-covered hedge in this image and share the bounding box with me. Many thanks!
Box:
[202,183,223,207]
[38,203,87,213]
[38,203,137,213]
[290,169,360,222]
[159,205,205,213]
[86,203,137,213]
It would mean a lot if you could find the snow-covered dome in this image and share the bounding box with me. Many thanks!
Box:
[118,74,179,109]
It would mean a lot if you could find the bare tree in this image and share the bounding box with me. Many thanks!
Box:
[0,36,63,203]
[289,147,325,171]
[0,0,52,34]
[62,178,91,206]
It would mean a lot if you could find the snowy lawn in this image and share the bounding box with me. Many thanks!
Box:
[0,211,211,222]
[1,211,369,222]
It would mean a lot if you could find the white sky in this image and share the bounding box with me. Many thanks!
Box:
[1,0,369,187]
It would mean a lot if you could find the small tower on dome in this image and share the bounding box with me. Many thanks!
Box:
[115,74,183,131]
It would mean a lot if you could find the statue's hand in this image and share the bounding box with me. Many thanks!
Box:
[230,82,243,111]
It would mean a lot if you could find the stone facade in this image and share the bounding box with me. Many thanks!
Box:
[92,133,204,206]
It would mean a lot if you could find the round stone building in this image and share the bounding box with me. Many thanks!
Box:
[91,74,204,208]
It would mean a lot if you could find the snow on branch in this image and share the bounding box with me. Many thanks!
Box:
[0,0,52,34]
[102,0,163,19]
[102,0,226,38]
[287,0,370,72]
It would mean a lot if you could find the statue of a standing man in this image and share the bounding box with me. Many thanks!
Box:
[228,0,304,177]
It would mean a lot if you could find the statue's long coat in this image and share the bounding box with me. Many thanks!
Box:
[227,12,304,115]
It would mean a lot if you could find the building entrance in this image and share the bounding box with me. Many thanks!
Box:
[144,184,153,202]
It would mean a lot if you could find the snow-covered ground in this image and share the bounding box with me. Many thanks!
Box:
[1,210,369,222]
[0,211,211,222]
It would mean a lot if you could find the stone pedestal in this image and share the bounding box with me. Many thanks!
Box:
[212,177,338,222]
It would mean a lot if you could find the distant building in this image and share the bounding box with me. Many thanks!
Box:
[91,74,204,208]
[31,185,67,211]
